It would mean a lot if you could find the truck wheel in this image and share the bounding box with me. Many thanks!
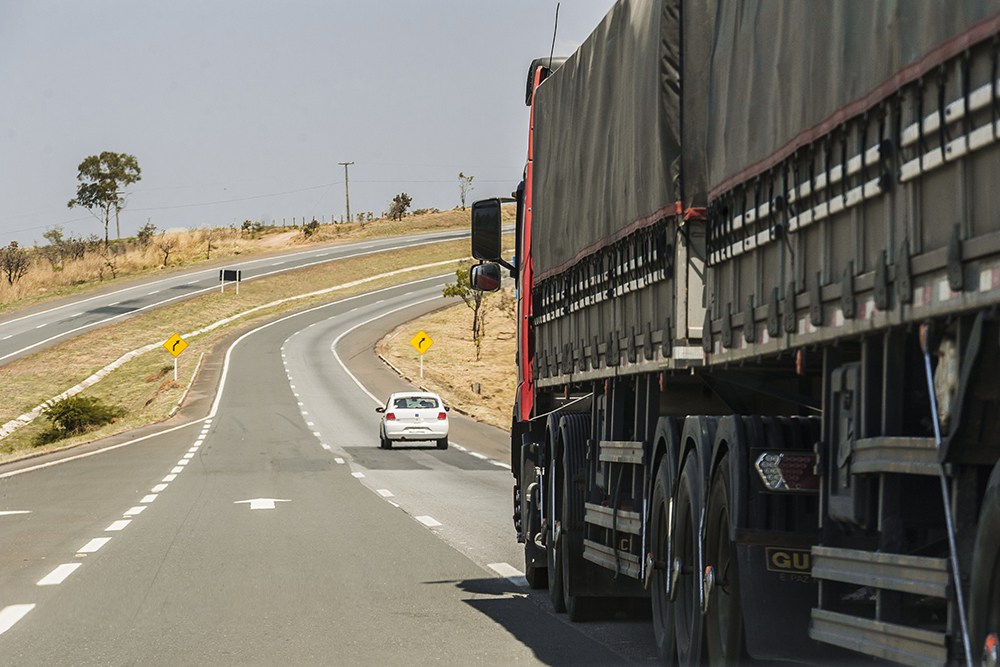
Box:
[548,452,567,612]
[650,460,677,662]
[674,454,705,666]
[705,454,746,666]
[970,461,1000,664]
[524,544,547,589]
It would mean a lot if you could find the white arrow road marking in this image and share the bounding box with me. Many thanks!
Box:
[0,510,30,517]
[0,604,34,636]
[234,498,290,510]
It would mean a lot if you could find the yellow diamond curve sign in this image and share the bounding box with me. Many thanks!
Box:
[410,330,434,355]
[164,333,188,358]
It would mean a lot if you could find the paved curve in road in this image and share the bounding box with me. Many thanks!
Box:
[0,275,657,664]
[0,228,469,366]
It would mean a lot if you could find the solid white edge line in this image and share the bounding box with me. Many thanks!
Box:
[0,604,35,636]
[487,562,529,588]
[329,293,445,405]
[0,418,207,479]
[377,489,394,497]
[37,563,81,586]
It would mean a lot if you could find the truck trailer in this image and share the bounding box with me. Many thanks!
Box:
[470,1,1000,665]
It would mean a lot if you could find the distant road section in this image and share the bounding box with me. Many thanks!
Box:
[0,229,469,366]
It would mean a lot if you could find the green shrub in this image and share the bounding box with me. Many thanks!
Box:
[37,396,126,445]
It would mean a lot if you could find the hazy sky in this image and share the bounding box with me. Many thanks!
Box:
[0,1,616,246]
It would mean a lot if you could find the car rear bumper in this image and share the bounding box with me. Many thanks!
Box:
[385,424,449,441]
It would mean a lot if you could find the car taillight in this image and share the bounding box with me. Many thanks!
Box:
[437,412,447,420]
[385,412,396,421]
[754,451,819,491]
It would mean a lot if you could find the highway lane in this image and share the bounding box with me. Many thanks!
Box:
[0,275,656,664]
[0,228,469,366]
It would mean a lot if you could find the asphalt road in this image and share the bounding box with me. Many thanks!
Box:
[0,228,470,366]
[0,275,657,664]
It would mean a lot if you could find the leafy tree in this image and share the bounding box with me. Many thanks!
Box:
[442,262,490,360]
[136,221,157,248]
[302,219,321,238]
[67,151,142,250]
[458,172,474,210]
[387,192,412,221]
[0,241,29,286]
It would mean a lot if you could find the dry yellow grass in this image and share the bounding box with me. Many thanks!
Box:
[0,208,486,315]
[0,240,470,459]
[0,207,517,460]
[376,270,517,432]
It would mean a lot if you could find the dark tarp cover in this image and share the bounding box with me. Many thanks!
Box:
[531,0,1000,279]
[707,0,1000,198]
[532,0,681,280]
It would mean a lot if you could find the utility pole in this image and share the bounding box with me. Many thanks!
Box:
[338,161,354,223]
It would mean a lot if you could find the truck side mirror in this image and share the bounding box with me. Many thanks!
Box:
[470,262,502,292]
[471,198,503,261]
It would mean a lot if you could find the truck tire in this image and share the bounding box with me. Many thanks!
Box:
[674,453,705,666]
[548,449,567,612]
[650,459,677,662]
[970,460,1000,663]
[705,453,746,666]
[562,526,596,622]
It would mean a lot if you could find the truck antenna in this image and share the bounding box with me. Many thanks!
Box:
[548,3,560,70]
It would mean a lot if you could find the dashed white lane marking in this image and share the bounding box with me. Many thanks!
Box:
[1,335,12,341]
[321,444,331,451]
[108,301,120,306]
[306,422,315,427]
[37,563,81,586]
[377,489,394,498]
[488,562,528,588]
[491,461,512,470]
[416,516,442,528]
[470,452,488,460]
[106,520,131,531]
[124,506,146,517]
[0,604,35,636]
[148,290,160,295]
[176,459,189,466]
[351,472,365,479]
[334,458,345,464]
[313,432,322,438]
[170,466,184,474]
[151,483,168,493]
[77,537,112,554]
[183,452,195,459]
[389,501,400,508]
[141,494,158,503]
[35,323,47,329]
[162,474,177,482]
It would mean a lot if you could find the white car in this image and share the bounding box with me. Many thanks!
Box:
[376,392,449,449]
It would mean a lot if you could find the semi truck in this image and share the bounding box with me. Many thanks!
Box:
[469,1,1000,665]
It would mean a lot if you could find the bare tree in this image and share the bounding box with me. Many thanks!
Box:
[156,234,177,267]
[442,263,490,360]
[458,172,474,210]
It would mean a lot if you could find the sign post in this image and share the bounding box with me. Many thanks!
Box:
[409,330,434,379]
[163,332,188,382]
[219,268,242,294]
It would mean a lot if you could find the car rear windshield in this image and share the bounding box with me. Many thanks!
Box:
[393,397,439,409]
